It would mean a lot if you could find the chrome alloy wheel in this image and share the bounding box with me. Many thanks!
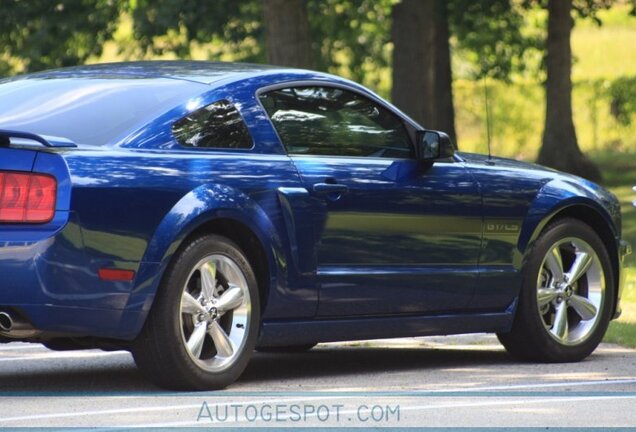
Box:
[180,255,250,372]
[536,237,605,346]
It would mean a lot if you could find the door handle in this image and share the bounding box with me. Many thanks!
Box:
[312,182,349,195]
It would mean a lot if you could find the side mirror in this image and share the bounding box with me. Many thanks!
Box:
[416,130,454,161]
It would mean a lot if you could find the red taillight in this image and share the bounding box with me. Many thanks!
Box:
[98,268,136,282]
[0,171,56,223]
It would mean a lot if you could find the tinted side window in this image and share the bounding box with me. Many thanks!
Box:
[172,99,252,149]
[259,86,413,158]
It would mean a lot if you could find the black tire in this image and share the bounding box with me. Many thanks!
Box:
[132,234,260,390]
[256,344,317,353]
[43,339,86,351]
[497,218,614,362]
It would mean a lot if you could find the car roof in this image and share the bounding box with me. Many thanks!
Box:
[0,61,396,148]
[19,61,307,86]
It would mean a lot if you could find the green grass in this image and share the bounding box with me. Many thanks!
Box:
[598,152,636,348]
[604,267,636,348]
[572,5,636,82]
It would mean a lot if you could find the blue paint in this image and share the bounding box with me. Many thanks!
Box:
[0,61,628,345]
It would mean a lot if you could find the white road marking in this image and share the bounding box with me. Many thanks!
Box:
[1,378,635,426]
[0,403,203,423]
[123,394,636,428]
[422,378,636,393]
[0,351,129,362]
[0,396,352,424]
[0,343,47,351]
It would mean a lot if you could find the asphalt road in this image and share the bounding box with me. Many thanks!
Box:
[0,334,635,428]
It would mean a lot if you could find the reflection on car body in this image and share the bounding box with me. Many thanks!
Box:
[0,61,630,390]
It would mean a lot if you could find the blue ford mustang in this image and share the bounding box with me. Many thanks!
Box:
[0,61,631,390]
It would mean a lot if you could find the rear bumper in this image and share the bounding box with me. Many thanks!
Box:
[614,239,632,319]
[0,216,149,340]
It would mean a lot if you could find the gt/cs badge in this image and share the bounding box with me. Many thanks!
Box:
[485,222,520,233]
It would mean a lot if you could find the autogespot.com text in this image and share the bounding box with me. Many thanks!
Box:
[197,401,401,425]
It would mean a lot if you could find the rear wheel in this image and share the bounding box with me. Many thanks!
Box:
[132,234,260,390]
[497,218,613,362]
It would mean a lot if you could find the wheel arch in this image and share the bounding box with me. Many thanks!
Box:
[125,184,285,338]
[520,200,620,317]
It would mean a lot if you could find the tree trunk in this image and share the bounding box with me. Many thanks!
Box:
[391,0,435,127]
[538,0,601,182]
[433,0,456,145]
[391,0,456,145]
[262,0,314,69]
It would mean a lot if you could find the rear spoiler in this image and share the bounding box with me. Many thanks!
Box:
[0,129,77,148]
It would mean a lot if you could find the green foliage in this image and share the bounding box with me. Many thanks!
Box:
[308,0,394,88]
[125,0,396,91]
[571,0,614,22]
[126,0,264,62]
[123,0,533,92]
[0,0,538,95]
[0,0,121,75]
[609,76,636,126]
[521,0,613,22]
[308,0,533,88]
[449,0,538,81]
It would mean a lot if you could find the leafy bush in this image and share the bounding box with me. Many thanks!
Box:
[609,76,636,126]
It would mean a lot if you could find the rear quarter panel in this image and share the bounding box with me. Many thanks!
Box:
[59,147,310,337]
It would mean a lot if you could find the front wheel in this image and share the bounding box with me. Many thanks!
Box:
[132,234,260,390]
[497,218,614,362]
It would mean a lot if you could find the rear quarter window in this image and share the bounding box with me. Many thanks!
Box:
[172,100,253,149]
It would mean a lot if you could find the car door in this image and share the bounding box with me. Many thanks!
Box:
[259,85,483,317]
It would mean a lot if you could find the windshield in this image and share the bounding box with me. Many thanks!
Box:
[0,76,206,146]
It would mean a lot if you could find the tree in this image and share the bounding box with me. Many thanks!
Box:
[262,0,313,68]
[391,0,528,146]
[535,0,609,182]
[307,0,394,92]
[128,0,394,91]
[391,1,438,132]
[128,0,263,62]
[129,0,315,68]
[449,0,533,81]
[391,1,455,142]
[0,0,121,75]
[434,2,456,144]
